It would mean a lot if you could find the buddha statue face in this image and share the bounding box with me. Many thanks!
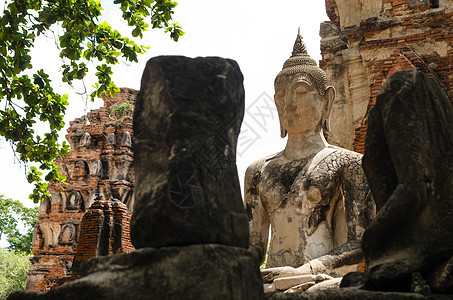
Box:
[274,30,335,138]
[275,76,327,136]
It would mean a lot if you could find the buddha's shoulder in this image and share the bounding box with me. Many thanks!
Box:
[318,146,363,161]
[245,152,284,176]
[308,146,363,174]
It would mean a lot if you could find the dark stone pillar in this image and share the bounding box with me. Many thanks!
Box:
[131,56,249,249]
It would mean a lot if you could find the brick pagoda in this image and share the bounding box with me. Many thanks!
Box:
[26,88,137,291]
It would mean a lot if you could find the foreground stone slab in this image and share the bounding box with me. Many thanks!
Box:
[273,274,333,291]
[10,245,263,300]
[305,278,342,292]
[264,288,451,299]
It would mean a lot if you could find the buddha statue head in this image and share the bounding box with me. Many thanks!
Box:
[274,29,335,138]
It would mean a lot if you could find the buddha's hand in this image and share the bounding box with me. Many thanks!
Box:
[261,265,310,283]
[261,263,314,282]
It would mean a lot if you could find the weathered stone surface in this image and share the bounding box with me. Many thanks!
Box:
[360,70,453,292]
[320,21,370,150]
[265,283,277,293]
[274,275,332,291]
[132,56,248,249]
[9,245,264,300]
[284,282,316,293]
[306,277,342,292]
[428,257,453,294]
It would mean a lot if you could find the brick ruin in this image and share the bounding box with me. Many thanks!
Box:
[26,88,137,291]
[321,0,453,152]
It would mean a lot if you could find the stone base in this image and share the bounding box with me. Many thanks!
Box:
[265,288,451,299]
[9,244,264,300]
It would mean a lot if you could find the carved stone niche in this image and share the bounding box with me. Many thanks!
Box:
[58,223,76,245]
[74,160,89,179]
[87,190,99,209]
[120,189,131,205]
[58,163,70,180]
[50,192,61,205]
[79,132,91,147]
[66,191,82,211]
[101,160,110,180]
[111,160,132,183]
[32,223,40,249]
[39,196,50,215]
[121,131,132,147]
[90,159,103,178]
[107,132,116,145]
[39,223,61,248]
[126,191,135,212]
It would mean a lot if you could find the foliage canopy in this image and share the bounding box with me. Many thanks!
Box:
[0,195,38,253]
[0,0,183,202]
[0,249,31,299]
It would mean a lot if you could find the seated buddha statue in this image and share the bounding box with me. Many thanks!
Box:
[244,30,375,286]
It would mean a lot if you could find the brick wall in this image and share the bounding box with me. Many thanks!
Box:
[321,0,453,153]
[26,88,137,292]
[72,198,133,274]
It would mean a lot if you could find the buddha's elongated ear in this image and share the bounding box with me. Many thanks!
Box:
[275,93,288,138]
[322,86,335,133]
[280,124,287,138]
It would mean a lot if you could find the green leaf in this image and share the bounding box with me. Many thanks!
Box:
[132,27,140,37]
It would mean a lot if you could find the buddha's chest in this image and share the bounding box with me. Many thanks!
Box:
[258,158,340,214]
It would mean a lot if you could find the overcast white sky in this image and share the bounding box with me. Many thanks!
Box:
[0,1,329,206]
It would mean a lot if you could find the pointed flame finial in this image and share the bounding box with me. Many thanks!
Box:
[291,27,308,56]
[276,28,328,97]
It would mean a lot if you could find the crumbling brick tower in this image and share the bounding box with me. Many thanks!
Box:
[26,88,137,291]
[320,0,453,152]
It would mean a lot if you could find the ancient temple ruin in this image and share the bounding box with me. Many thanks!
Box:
[20,0,453,297]
[321,0,453,152]
[26,88,137,291]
